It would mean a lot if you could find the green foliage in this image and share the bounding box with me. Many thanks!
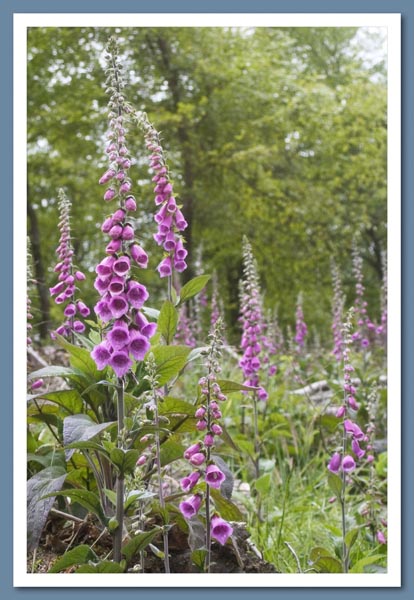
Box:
[49,545,98,573]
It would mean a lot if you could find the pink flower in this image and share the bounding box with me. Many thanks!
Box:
[342,455,356,472]
[328,452,341,473]
[91,342,112,371]
[180,471,201,492]
[210,515,233,545]
[189,452,206,467]
[109,350,132,377]
[205,464,226,489]
[179,494,202,519]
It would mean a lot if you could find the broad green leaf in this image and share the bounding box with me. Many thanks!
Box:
[65,440,108,455]
[157,300,178,344]
[63,414,115,460]
[76,561,125,573]
[159,397,196,416]
[28,389,84,415]
[27,449,66,470]
[27,365,88,382]
[109,448,140,475]
[121,529,160,562]
[152,345,191,385]
[27,466,67,552]
[350,554,386,573]
[309,547,334,563]
[209,488,244,521]
[55,333,103,380]
[220,426,241,453]
[217,379,257,393]
[327,472,343,499]
[124,490,155,512]
[191,548,207,571]
[48,489,107,525]
[313,556,343,573]
[160,437,185,467]
[103,488,117,507]
[49,545,98,573]
[345,527,359,550]
[178,274,211,303]
[142,306,160,320]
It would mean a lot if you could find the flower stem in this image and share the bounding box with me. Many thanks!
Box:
[341,416,348,573]
[154,392,170,573]
[205,377,212,573]
[113,378,125,563]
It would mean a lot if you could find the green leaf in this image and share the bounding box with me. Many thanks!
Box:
[309,547,334,563]
[178,274,211,303]
[217,379,257,393]
[209,488,244,521]
[313,556,343,573]
[159,397,196,416]
[28,389,84,415]
[109,448,140,475]
[49,545,98,573]
[350,554,386,573]
[48,489,107,525]
[160,437,185,467]
[254,472,272,495]
[103,488,117,507]
[191,548,207,571]
[54,333,103,380]
[27,365,88,382]
[124,490,155,512]
[27,466,67,552]
[327,472,343,499]
[142,306,160,320]
[63,414,115,460]
[121,529,160,562]
[152,345,191,385]
[157,300,178,344]
[76,561,125,573]
[220,426,242,453]
[65,440,108,454]
[345,527,359,551]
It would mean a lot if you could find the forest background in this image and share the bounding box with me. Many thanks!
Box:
[27,26,387,343]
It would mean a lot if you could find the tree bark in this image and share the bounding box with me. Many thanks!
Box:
[27,199,50,339]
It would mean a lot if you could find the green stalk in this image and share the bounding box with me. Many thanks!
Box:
[154,392,170,573]
[205,377,212,573]
[113,378,125,563]
[341,419,348,573]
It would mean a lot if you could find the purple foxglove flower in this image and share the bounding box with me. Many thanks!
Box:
[76,300,90,317]
[174,260,187,273]
[31,379,44,391]
[204,433,214,447]
[96,256,115,277]
[328,452,341,473]
[163,231,176,252]
[166,196,177,213]
[119,181,131,194]
[109,224,123,239]
[107,321,130,350]
[116,171,126,181]
[122,224,135,241]
[210,515,233,545]
[108,276,126,296]
[196,419,207,431]
[348,396,359,410]
[125,196,136,211]
[194,407,206,419]
[205,464,226,489]
[257,386,268,401]
[101,217,114,233]
[91,342,112,370]
[104,187,116,201]
[49,281,65,296]
[136,454,147,466]
[55,293,66,304]
[108,295,129,318]
[112,208,126,222]
[180,471,201,492]
[179,494,202,519]
[184,442,202,460]
[127,281,149,309]
[158,214,173,234]
[94,277,111,295]
[99,169,116,185]
[175,240,188,260]
[73,320,86,333]
[336,405,346,418]
[64,303,76,317]
[75,271,86,281]
[211,423,223,436]
[128,330,150,361]
[94,299,113,323]
[189,452,206,466]
[109,350,132,377]
[351,438,365,459]
[175,208,188,231]
[135,311,157,338]
[112,256,130,276]
[106,239,122,254]
[377,531,386,544]
[157,256,172,278]
[130,244,148,268]
[342,455,356,472]
[344,419,365,440]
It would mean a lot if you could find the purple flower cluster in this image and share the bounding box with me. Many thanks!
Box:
[49,189,89,338]
[328,312,369,475]
[294,295,307,350]
[179,321,233,546]
[261,310,279,378]
[239,238,267,400]
[331,262,345,362]
[139,117,188,278]
[91,43,155,377]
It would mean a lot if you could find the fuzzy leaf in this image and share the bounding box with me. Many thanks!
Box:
[48,489,107,525]
[152,345,191,385]
[178,275,211,303]
[160,437,185,467]
[27,389,84,415]
[159,397,196,416]
[63,414,115,460]
[49,545,98,573]
[27,365,88,382]
[209,488,243,521]
[313,556,343,573]
[27,466,67,552]
[109,448,140,475]
[121,529,160,562]
[157,300,178,344]
[217,379,257,393]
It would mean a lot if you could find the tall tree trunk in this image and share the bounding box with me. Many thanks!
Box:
[27,199,50,339]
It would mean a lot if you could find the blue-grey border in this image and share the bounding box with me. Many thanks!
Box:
[1,0,412,598]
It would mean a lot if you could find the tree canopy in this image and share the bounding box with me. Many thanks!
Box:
[27,26,387,342]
